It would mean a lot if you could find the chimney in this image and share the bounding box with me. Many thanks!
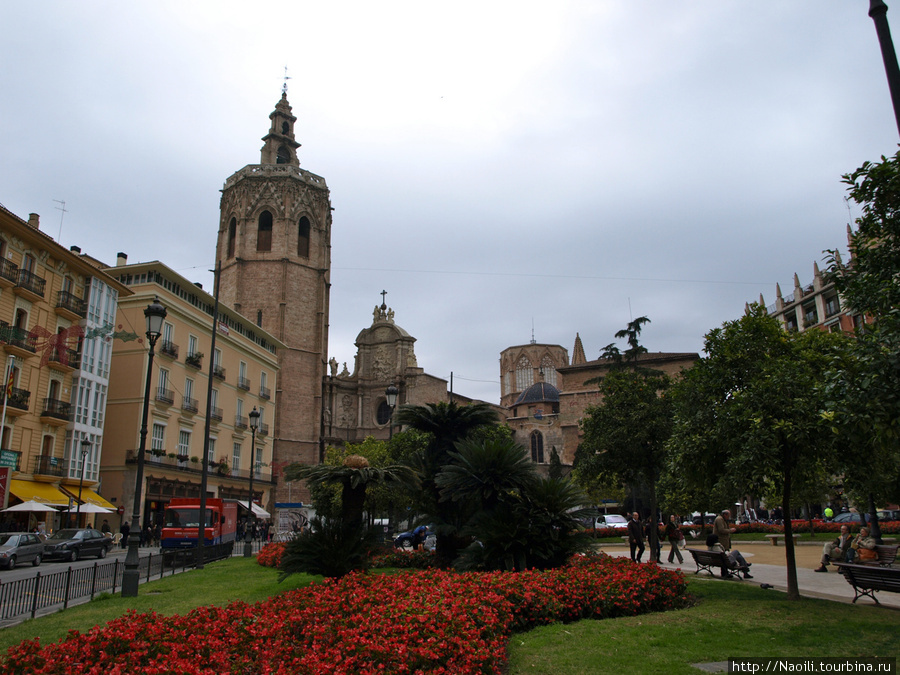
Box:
[70,246,81,254]
[194,282,203,290]
[116,252,128,267]
[27,213,40,230]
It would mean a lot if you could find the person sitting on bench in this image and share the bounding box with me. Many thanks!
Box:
[847,527,877,563]
[815,524,853,572]
[706,533,753,579]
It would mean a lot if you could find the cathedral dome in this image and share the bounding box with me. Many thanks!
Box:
[514,381,560,405]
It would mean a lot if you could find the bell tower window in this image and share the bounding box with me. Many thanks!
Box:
[276,145,290,164]
[227,218,236,258]
[531,430,544,463]
[281,121,289,135]
[257,211,273,252]
[298,217,310,258]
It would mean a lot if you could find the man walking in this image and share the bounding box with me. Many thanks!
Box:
[627,511,645,562]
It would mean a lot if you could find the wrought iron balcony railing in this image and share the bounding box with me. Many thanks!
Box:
[56,290,87,317]
[16,269,46,297]
[156,388,174,405]
[40,398,72,421]
[159,340,179,359]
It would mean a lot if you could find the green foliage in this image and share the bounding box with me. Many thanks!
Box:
[278,517,379,580]
[548,447,562,480]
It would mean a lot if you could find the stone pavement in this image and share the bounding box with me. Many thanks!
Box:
[600,540,900,609]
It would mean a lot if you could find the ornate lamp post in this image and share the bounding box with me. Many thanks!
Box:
[870,0,900,136]
[385,384,398,439]
[122,298,167,598]
[243,406,260,557]
[74,438,91,528]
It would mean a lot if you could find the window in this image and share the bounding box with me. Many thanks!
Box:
[236,398,244,418]
[298,217,310,258]
[276,146,290,164]
[824,295,841,317]
[515,356,533,391]
[177,430,191,457]
[42,435,54,456]
[61,276,73,295]
[188,335,199,358]
[151,423,165,453]
[281,121,289,135]
[91,384,107,427]
[214,348,222,368]
[163,322,173,344]
[232,442,242,472]
[206,437,216,464]
[211,388,218,409]
[376,400,392,425]
[254,446,263,477]
[531,431,544,463]
[21,255,35,273]
[227,218,236,258]
[540,357,557,387]
[184,377,193,401]
[257,211,273,252]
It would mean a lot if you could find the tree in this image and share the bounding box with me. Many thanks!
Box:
[824,150,900,539]
[548,447,563,480]
[669,305,846,600]
[393,401,499,565]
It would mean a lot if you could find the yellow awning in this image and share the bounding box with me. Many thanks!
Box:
[9,479,70,506]
[77,489,115,509]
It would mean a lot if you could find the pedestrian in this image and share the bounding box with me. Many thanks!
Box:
[627,511,645,563]
[713,509,737,550]
[100,519,111,535]
[644,516,661,562]
[665,514,684,564]
[120,520,130,548]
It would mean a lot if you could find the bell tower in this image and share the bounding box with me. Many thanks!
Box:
[215,92,332,501]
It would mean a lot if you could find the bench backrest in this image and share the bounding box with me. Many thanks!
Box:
[875,544,898,565]
[838,564,900,593]
[687,548,728,563]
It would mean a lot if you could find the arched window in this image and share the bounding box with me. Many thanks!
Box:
[281,121,289,135]
[530,431,544,463]
[515,356,533,391]
[257,211,273,252]
[276,145,290,164]
[298,216,310,258]
[227,218,236,258]
[541,356,557,386]
[376,400,392,425]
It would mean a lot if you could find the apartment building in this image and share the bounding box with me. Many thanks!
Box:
[101,258,282,531]
[0,205,129,531]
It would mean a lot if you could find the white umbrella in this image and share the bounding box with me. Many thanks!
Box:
[61,504,114,514]
[2,500,61,512]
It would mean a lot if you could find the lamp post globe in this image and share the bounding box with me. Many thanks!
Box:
[385,384,399,439]
[75,438,91,528]
[244,407,261,557]
[122,298,167,598]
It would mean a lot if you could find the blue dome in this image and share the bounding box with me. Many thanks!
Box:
[514,381,560,405]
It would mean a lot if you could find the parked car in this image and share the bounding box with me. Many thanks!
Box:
[877,509,900,522]
[832,512,862,524]
[593,514,629,530]
[43,528,112,562]
[0,532,44,569]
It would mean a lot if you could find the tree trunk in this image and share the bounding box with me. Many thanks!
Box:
[782,473,800,600]
[806,502,815,538]
[648,478,659,563]
[868,492,883,542]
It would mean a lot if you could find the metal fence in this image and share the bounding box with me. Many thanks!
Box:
[0,545,237,624]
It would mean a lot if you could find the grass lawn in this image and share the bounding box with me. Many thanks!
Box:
[2,559,896,673]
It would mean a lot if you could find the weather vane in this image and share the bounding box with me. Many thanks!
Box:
[283,66,291,95]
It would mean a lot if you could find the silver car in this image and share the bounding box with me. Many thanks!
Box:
[0,532,44,569]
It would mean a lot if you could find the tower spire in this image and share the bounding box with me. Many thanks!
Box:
[260,90,301,166]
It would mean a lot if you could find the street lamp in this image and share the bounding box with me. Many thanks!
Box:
[244,406,260,557]
[385,384,398,439]
[123,297,167,598]
[74,438,91,528]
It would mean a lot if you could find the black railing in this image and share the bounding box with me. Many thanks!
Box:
[210,406,223,421]
[48,347,80,369]
[183,396,198,413]
[6,326,36,353]
[156,388,174,405]
[258,422,269,436]
[235,415,248,429]
[31,454,67,477]
[185,353,203,369]
[237,377,251,391]
[15,269,45,297]
[259,386,270,400]
[40,398,72,421]
[123,449,274,483]
[160,341,179,359]
[212,364,226,380]
[0,258,18,284]
[2,387,31,411]
[55,291,87,317]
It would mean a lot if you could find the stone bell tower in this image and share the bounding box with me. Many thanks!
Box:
[215,90,332,501]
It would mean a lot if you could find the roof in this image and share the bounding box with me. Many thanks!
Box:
[514,381,560,405]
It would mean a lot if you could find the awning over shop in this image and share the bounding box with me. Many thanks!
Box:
[9,479,70,506]
[238,502,271,518]
[61,487,115,510]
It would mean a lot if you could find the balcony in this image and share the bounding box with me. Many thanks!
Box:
[160,340,179,359]
[185,352,203,369]
[212,364,226,381]
[258,422,269,436]
[237,376,251,391]
[123,449,274,483]
[4,326,37,358]
[258,385,271,400]
[48,347,80,372]
[182,396,198,414]
[55,290,87,320]
[0,258,18,286]
[235,415,248,430]
[14,269,46,301]
[31,454,67,478]
[155,387,175,405]
[40,398,72,425]
[210,406,223,422]
[1,387,30,414]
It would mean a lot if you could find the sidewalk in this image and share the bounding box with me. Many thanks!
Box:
[600,540,900,609]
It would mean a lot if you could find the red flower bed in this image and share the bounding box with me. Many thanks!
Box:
[257,541,286,568]
[1,554,687,674]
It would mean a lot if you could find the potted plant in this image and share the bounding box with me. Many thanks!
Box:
[167,453,177,459]
[186,352,204,368]
[190,456,199,464]
[177,454,190,462]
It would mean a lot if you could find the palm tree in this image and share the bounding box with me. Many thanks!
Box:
[393,401,498,564]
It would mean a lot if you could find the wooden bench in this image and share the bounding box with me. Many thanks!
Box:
[854,544,899,567]
[686,548,737,579]
[832,562,900,604]
[765,534,800,546]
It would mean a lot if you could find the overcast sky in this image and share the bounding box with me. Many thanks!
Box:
[2,2,897,403]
